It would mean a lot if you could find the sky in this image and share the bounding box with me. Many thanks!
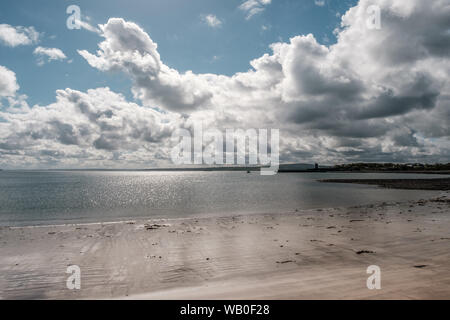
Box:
[0,0,449,169]
[0,0,358,107]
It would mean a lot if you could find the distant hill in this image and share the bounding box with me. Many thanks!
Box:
[332,163,450,173]
[278,163,314,172]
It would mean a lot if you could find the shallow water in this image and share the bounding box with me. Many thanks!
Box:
[0,170,445,226]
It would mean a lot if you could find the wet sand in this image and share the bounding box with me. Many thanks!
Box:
[0,193,449,299]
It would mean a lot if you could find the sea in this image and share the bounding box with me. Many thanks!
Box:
[0,170,445,226]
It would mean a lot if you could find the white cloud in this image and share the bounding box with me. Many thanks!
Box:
[0,65,19,97]
[76,18,101,34]
[0,87,183,168]
[0,24,40,47]
[0,65,29,114]
[78,18,212,112]
[33,47,67,65]
[2,0,450,167]
[314,0,325,7]
[202,14,223,28]
[75,1,450,163]
[239,0,272,20]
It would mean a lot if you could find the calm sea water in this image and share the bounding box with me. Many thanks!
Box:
[0,171,445,226]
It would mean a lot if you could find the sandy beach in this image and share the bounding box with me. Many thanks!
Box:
[0,190,449,300]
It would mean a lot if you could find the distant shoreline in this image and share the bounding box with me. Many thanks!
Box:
[1,160,450,174]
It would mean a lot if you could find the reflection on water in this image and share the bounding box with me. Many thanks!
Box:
[0,171,444,226]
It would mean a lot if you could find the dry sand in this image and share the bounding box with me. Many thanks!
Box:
[0,193,449,299]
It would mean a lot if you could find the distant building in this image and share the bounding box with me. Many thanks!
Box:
[315,163,319,170]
